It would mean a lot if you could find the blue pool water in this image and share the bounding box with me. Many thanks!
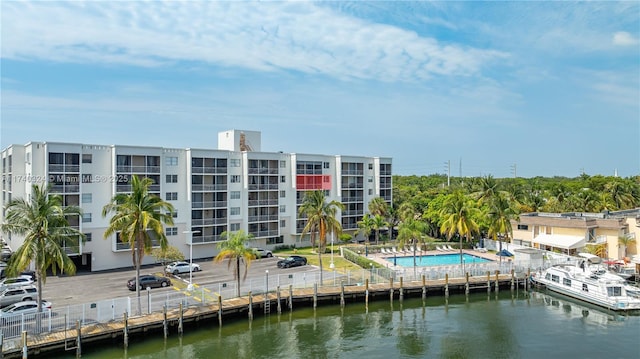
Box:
[384,253,491,267]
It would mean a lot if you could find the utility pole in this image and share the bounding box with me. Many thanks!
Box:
[444,160,450,186]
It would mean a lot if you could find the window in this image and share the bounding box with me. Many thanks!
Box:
[230,175,240,183]
[280,190,286,198]
[82,174,92,183]
[582,284,588,292]
[230,207,240,216]
[369,189,373,195]
[82,213,92,223]
[280,220,286,228]
[166,174,178,183]
[368,176,373,183]
[280,161,286,168]
[607,287,623,297]
[323,162,330,169]
[563,278,571,286]
[551,274,559,283]
[280,205,286,213]
[172,211,178,218]
[368,163,373,170]
[517,224,528,230]
[281,176,286,183]
[230,159,241,167]
[165,156,178,166]
[82,193,92,203]
[165,192,178,201]
[165,227,178,236]
[82,154,92,164]
[230,191,241,200]
[84,233,92,242]
[230,223,240,231]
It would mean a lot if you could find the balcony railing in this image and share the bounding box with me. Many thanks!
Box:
[191,167,227,174]
[249,230,279,238]
[191,201,227,209]
[191,218,227,226]
[192,184,227,191]
[191,235,223,244]
[248,184,279,190]
[248,214,279,222]
[116,165,161,173]
[247,199,279,206]
[48,164,80,173]
[341,170,363,176]
[248,168,279,174]
[342,196,363,202]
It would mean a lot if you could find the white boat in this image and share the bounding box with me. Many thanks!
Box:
[531,257,640,311]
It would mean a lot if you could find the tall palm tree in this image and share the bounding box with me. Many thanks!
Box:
[1,184,83,313]
[487,192,519,263]
[371,214,389,245]
[214,230,255,297]
[357,214,375,253]
[439,190,479,265]
[396,217,427,271]
[298,190,344,283]
[368,197,390,218]
[102,175,174,315]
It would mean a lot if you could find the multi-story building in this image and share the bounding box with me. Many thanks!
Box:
[511,209,640,260]
[1,130,392,272]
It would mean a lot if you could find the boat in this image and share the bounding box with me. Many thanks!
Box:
[531,254,640,311]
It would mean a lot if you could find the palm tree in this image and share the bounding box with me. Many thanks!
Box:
[102,175,174,315]
[618,235,637,259]
[439,190,479,265]
[368,197,390,217]
[0,184,83,313]
[487,192,519,263]
[396,217,427,272]
[214,230,255,297]
[371,214,389,245]
[298,190,344,283]
[356,214,375,254]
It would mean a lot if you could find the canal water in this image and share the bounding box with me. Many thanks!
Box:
[51,289,639,359]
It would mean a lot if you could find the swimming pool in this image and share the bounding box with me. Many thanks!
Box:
[383,253,492,267]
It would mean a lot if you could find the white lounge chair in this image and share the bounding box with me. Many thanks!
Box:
[392,247,398,254]
[381,248,389,254]
[436,246,443,252]
[446,245,455,251]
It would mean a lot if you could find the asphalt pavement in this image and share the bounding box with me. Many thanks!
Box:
[40,255,319,309]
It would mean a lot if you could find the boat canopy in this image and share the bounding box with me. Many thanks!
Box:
[578,252,602,264]
[533,234,585,250]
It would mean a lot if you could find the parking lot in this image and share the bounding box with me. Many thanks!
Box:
[39,255,321,309]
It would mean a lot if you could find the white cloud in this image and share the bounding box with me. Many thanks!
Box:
[0,1,505,82]
[613,31,638,46]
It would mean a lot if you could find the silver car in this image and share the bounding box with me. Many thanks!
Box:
[0,285,38,308]
[165,261,201,275]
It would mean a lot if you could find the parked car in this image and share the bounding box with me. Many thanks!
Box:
[0,248,12,261]
[277,255,308,268]
[127,275,172,291]
[0,275,35,291]
[165,261,201,275]
[0,285,38,308]
[0,269,37,281]
[0,300,52,320]
[253,248,273,259]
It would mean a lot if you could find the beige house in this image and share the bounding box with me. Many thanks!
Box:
[511,209,639,261]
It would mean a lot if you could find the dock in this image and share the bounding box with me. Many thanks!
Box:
[1,272,527,358]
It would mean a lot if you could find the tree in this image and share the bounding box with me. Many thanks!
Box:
[396,217,427,272]
[298,190,344,284]
[151,245,185,267]
[371,214,389,245]
[102,175,174,315]
[0,184,83,313]
[486,192,519,263]
[368,197,390,217]
[618,235,637,259]
[214,230,255,297]
[439,190,479,265]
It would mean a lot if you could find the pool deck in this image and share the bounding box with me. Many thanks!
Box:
[369,248,501,269]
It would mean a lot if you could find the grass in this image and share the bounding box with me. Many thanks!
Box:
[274,245,362,273]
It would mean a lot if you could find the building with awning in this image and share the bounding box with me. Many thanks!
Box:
[533,234,585,252]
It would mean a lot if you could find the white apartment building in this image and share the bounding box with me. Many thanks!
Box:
[1,130,392,272]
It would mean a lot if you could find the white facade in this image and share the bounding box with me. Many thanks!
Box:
[1,130,392,272]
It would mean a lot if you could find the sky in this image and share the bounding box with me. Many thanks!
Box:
[1,1,638,179]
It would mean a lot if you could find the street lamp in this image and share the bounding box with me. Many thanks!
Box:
[330,230,335,269]
[183,230,200,291]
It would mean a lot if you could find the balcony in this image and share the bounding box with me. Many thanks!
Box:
[191,201,227,209]
[191,235,223,244]
[341,169,363,176]
[116,165,161,173]
[192,184,227,191]
[191,167,227,174]
[249,230,279,238]
[248,214,279,222]
[248,184,279,191]
[247,199,279,206]
[191,218,227,226]
[48,164,80,173]
[248,168,279,174]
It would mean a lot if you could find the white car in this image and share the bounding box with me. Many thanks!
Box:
[165,261,201,275]
[253,248,273,258]
[0,300,52,322]
[0,275,34,291]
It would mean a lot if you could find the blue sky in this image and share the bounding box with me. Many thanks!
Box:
[1,1,638,178]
